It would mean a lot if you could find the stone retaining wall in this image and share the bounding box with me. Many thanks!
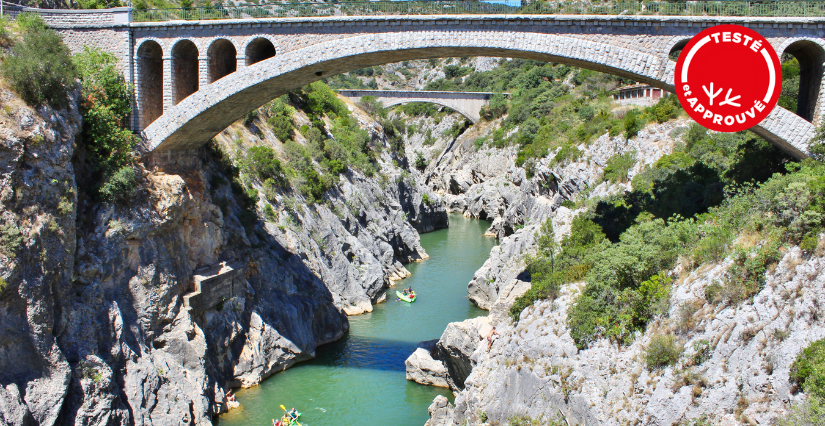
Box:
[183,261,246,316]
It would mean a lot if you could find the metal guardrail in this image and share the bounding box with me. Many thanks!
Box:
[131,1,825,22]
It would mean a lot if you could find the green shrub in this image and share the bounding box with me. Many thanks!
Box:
[480,94,508,121]
[692,339,712,365]
[603,151,636,183]
[266,97,294,141]
[263,204,277,222]
[623,110,644,139]
[791,338,825,399]
[2,21,77,107]
[241,146,285,184]
[422,194,433,205]
[645,334,683,369]
[15,13,46,33]
[778,395,825,426]
[0,223,23,257]
[645,94,682,123]
[414,152,428,172]
[0,276,6,293]
[706,242,781,304]
[99,166,137,204]
[550,144,581,166]
[74,47,137,177]
[510,217,606,321]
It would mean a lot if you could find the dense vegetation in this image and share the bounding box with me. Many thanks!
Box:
[1,13,77,107]
[510,126,825,354]
[782,338,825,425]
[421,58,683,171]
[74,46,140,203]
[1,14,138,204]
[226,81,411,207]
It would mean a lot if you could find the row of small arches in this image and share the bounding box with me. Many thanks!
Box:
[136,37,277,129]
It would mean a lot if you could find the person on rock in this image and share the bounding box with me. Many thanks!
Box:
[486,327,500,351]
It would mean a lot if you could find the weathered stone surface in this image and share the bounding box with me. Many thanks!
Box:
[0,89,81,426]
[442,244,825,426]
[436,317,490,390]
[424,395,455,426]
[405,340,450,388]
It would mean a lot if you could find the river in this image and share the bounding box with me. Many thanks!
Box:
[218,214,496,426]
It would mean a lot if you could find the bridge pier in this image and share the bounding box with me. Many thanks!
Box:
[198,55,210,89]
[162,55,174,112]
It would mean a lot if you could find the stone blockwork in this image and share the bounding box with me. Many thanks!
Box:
[183,261,246,315]
[338,90,500,122]
[37,8,825,157]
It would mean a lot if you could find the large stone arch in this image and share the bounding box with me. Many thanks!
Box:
[778,38,825,124]
[381,100,479,123]
[143,31,815,159]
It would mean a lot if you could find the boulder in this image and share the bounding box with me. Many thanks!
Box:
[405,340,450,388]
[424,395,456,426]
[437,319,485,390]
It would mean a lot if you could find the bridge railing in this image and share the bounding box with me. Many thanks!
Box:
[131,1,825,22]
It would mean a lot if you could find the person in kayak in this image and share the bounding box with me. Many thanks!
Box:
[288,408,299,420]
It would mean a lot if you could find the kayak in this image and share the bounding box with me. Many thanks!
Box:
[397,291,416,302]
[274,412,301,426]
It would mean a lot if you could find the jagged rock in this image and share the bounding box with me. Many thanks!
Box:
[467,225,538,309]
[424,395,455,426]
[405,340,450,388]
[436,318,489,390]
[0,384,35,426]
[443,243,825,426]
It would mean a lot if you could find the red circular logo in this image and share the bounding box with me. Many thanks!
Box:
[675,24,782,132]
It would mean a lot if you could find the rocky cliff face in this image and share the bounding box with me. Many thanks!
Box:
[424,242,825,426]
[413,111,688,309]
[412,114,825,425]
[0,83,447,425]
[0,88,82,426]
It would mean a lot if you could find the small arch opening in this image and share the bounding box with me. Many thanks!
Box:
[781,40,825,122]
[668,39,690,61]
[137,40,163,128]
[172,39,199,105]
[208,39,237,83]
[246,38,276,66]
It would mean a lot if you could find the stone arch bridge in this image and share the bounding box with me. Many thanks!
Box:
[337,90,505,122]
[31,7,825,159]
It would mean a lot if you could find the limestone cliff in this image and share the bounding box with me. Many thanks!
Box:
[0,83,447,425]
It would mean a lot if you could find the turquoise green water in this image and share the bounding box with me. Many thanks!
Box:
[218,214,496,426]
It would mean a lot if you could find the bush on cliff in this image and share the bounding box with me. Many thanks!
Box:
[73,46,140,203]
[791,338,825,399]
[98,166,138,204]
[1,13,77,107]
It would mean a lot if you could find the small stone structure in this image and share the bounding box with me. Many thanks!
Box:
[338,89,502,122]
[183,261,245,315]
[612,84,666,107]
